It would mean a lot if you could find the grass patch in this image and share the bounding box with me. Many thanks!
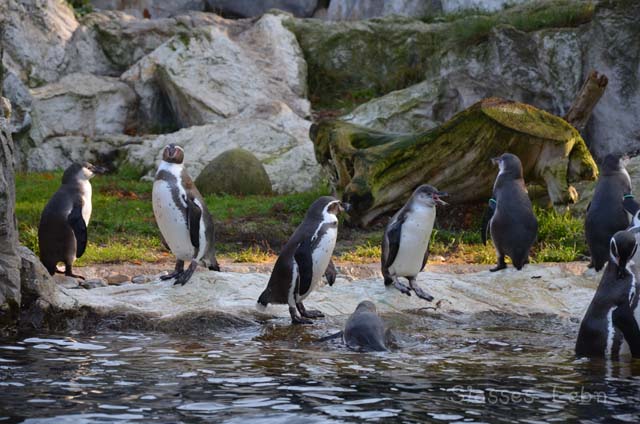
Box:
[16,171,588,266]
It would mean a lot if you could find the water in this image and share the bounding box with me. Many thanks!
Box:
[1,311,640,423]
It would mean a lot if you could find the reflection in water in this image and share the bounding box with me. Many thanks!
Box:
[1,312,640,423]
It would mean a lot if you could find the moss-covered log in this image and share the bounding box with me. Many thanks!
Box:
[311,98,598,227]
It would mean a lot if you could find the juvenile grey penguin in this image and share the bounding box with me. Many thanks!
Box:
[152,144,220,286]
[38,162,104,278]
[585,154,639,271]
[343,301,393,352]
[257,196,350,324]
[381,184,448,301]
[482,153,537,272]
[576,231,640,359]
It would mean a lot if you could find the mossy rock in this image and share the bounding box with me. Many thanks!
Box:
[195,149,272,195]
[311,97,598,226]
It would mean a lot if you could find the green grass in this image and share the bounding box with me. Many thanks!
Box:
[16,170,588,266]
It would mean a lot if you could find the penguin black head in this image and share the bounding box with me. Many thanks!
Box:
[162,144,185,164]
[492,153,524,180]
[61,162,104,184]
[601,153,628,175]
[610,231,638,279]
[413,184,448,207]
[307,196,351,220]
[355,300,377,314]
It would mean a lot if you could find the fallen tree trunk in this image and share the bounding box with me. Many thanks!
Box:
[311,98,598,227]
[564,70,608,133]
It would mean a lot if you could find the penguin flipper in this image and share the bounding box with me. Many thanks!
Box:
[481,199,496,245]
[324,259,337,286]
[623,195,640,216]
[421,247,430,272]
[294,239,313,295]
[68,203,87,258]
[185,196,202,250]
[613,304,640,358]
[383,218,403,270]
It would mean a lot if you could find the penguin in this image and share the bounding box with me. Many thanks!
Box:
[152,144,220,286]
[38,162,104,279]
[576,231,640,359]
[628,210,640,268]
[381,184,448,301]
[482,153,538,272]
[257,196,350,325]
[343,301,394,352]
[585,154,639,271]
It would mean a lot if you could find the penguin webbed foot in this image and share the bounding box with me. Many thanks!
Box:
[490,256,507,272]
[161,260,185,280]
[173,261,197,286]
[64,267,85,280]
[297,302,324,318]
[408,279,434,302]
[391,279,412,296]
[289,306,313,325]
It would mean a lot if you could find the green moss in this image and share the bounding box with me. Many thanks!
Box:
[66,0,92,17]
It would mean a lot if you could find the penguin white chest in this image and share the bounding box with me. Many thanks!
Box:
[152,180,194,261]
[300,225,337,300]
[389,206,436,277]
[80,181,92,226]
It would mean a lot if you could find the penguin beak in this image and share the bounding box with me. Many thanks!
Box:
[166,144,176,158]
[491,157,501,165]
[433,192,449,206]
[91,165,107,174]
[617,257,628,279]
[340,202,352,213]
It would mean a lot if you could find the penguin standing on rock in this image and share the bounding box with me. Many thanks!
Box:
[576,231,640,359]
[152,144,220,286]
[482,153,537,272]
[585,154,639,271]
[257,196,350,325]
[38,162,105,279]
[381,184,448,301]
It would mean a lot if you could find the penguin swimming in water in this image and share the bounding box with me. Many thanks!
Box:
[343,301,393,352]
[381,184,448,301]
[152,144,220,286]
[482,153,537,272]
[257,196,350,324]
[38,162,104,279]
[576,231,640,359]
[585,154,639,271]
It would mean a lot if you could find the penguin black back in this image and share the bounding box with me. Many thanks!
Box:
[576,231,640,358]
[343,301,390,352]
[487,153,538,271]
[38,162,100,278]
[585,154,636,271]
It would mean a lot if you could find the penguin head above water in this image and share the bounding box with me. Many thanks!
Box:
[601,153,629,176]
[491,153,524,180]
[412,184,449,207]
[610,231,638,279]
[354,300,377,314]
[61,162,105,184]
[162,144,185,165]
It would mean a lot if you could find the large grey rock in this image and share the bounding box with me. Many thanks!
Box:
[196,148,273,195]
[22,73,137,168]
[126,102,321,193]
[441,0,530,14]
[122,12,309,129]
[1,71,33,134]
[90,0,205,18]
[327,0,440,20]
[204,0,319,18]
[31,264,599,331]
[299,1,639,159]
[0,98,21,327]
[0,0,78,87]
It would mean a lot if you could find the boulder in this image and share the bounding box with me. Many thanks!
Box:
[23,264,599,331]
[196,148,273,195]
[126,102,321,193]
[90,0,205,18]
[312,98,598,226]
[290,1,640,159]
[0,0,78,87]
[20,73,137,169]
[204,0,319,18]
[122,12,309,130]
[327,0,441,21]
[0,98,21,327]
[1,70,33,134]
[441,0,530,14]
